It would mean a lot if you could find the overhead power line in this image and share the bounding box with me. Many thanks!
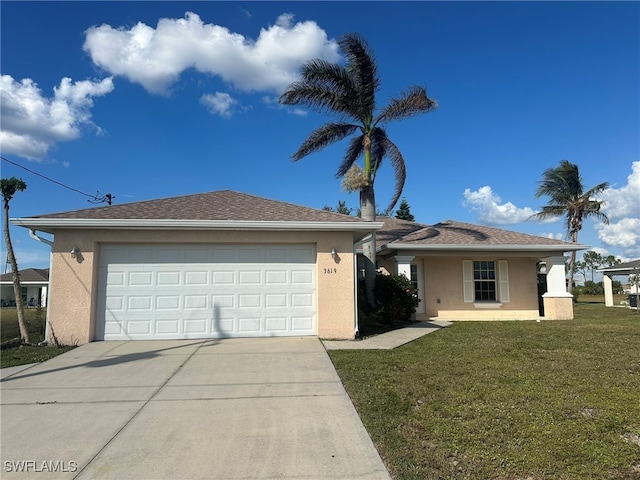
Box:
[1,155,114,205]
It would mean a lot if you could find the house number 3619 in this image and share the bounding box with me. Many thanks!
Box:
[324,268,337,274]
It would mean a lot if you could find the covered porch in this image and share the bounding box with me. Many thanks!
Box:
[598,259,640,307]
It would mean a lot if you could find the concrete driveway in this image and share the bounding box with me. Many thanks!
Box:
[1,338,390,479]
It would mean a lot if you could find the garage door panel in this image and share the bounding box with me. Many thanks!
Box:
[156,296,180,310]
[265,270,287,284]
[157,271,181,286]
[212,271,235,285]
[184,318,208,334]
[265,294,287,307]
[127,320,152,335]
[185,271,207,285]
[292,316,314,331]
[97,244,316,340]
[265,317,287,331]
[127,296,153,311]
[212,295,234,308]
[291,271,313,285]
[155,320,179,335]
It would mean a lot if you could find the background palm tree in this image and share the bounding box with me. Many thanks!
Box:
[531,160,609,294]
[1,176,30,343]
[279,32,437,306]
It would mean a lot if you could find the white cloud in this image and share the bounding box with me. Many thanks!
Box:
[596,217,640,256]
[596,161,640,258]
[83,12,339,95]
[289,108,308,117]
[0,75,114,160]
[540,232,565,240]
[200,92,239,118]
[601,161,640,220]
[462,186,539,225]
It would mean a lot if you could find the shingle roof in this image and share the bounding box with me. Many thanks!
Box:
[599,259,640,273]
[28,190,366,223]
[376,218,579,249]
[0,268,49,283]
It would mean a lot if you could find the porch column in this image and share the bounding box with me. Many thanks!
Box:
[542,256,574,320]
[393,255,415,279]
[603,274,614,307]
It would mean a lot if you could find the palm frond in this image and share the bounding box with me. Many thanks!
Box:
[339,33,379,124]
[336,135,364,177]
[376,86,438,124]
[380,136,406,211]
[279,60,361,119]
[529,205,566,221]
[583,208,610,225]
[369,128,387,179]
[291,123,358,161]
[582,181,611,199]
[535,160,582,200]
[299,60,359,108]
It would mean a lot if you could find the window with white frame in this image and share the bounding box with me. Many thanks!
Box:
[463,260,510,304]
[473,261,496,301]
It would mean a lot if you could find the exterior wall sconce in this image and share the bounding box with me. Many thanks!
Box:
[70,246,80,258]
[331,247,337,258]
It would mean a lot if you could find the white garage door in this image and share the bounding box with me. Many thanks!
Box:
[96,244,316,340]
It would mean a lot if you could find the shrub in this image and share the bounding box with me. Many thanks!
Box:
[581,280,604,296]
[374,273,420,324]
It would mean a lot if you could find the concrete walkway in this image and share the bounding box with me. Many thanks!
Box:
[1,338,390,479]
[323,320,452,350]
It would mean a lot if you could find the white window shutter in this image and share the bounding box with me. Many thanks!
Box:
[498,260,510,303]
[463,260,474,303]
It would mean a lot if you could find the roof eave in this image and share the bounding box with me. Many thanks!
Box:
[598,267,640,274]
[377,242,588,254]
[12,218,384,240]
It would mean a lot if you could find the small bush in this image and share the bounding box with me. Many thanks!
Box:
[577,281,605,296]
[374,273,420,324]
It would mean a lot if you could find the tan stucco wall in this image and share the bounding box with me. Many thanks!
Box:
[542,296,574,320]
[47,229,356,345]
[379,255,541,321]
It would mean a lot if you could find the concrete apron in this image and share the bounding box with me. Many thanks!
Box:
[1,338,390,480]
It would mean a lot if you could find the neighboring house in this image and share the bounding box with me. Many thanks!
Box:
[0,268,49,307]
[599,259,640,306]
[11,190,584,346]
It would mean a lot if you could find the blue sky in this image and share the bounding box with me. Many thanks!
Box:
[1,1,639,271]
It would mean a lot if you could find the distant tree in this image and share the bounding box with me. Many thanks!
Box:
[574,259,588,283]
[1,177,30,344]
[323,200,354,215]
[582,251,604,282]
[530,160,609,294]
[394,198,415,221]
[280,32,437,307]
[603,255,621,268]
[575,252,622,283]
[611,280,624,295]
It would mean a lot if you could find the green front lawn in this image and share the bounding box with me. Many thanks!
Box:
[1,308,75,369]
[329,302,640,479]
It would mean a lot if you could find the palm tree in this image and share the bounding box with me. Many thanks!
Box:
[1,176,30,343]
[530,160,609,294]
[279,33,437,306]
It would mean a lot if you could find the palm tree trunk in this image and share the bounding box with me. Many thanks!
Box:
[360,184,377,308]
[567,230,579,295]
[3,200,30,343]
